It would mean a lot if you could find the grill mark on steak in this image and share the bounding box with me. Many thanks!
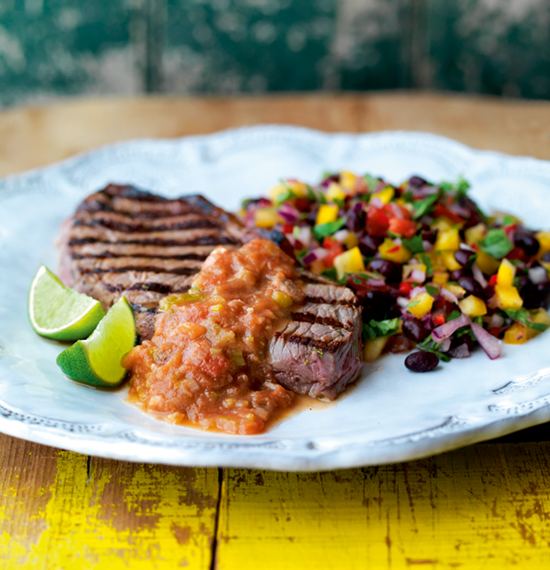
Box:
[80,265,199,276]
[68,235,238,247]
[71,252,209,261]
[73,218,219,233]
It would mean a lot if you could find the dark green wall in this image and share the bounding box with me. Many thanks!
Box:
[0,0,549,107]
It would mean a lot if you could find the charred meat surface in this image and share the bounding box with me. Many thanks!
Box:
[58,184,244,340]
[58,185,364,404]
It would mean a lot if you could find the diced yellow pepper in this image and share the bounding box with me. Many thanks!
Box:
[254,207,280,228]
[476,250,500,275]
[339,170,357,191]
[496,258,516,287]
[268,181,306,202]
[465,223,487,246]
[408,292,434,319]
[379,238,412,264]
[527,308,550,339]
[364,337,388,363]
[444,283,467,298]
[458,295,487,317]
[536,231,550,258]
[434,228,460,252]
[272,291,293,308]
[372,186,394,205]
[333,246,365,279]
[431,217,454,231]
[402,263,427,282]
[343,232,359,250]
[440,251,462,271]
[504,322,528,345]
[325,182,347,203]
[494,285,523,309]
[316,204,339,225]
[432,270,449,284]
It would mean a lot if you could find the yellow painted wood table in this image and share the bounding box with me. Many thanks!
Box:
[2,93,550,569]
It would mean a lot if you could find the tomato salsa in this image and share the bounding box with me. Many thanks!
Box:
[123,238,305,435]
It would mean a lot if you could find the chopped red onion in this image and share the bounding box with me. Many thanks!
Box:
[439,338,452,352]
[397,298,410,309]
[432,314,471,342]
[301,248,328,265]
[389,202,404,219]
[370,196,383,208]
[459,243,476,252]
[488,313,504,328]
[472,262,488,288]
[410,286,427,298]
[333,229,350,243]
[278,203,300,224]
[296,226,314,249]
[422,240,434,252]
[367,279,386,288]
[440,287,458,303]
[393,237,402,246]
[409,269,426,283]
[448,203,470,218]
[449,343,470,359]
[529,266,548,285]
[471,322,502,360]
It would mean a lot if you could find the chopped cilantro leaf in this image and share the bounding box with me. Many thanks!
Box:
[504,308,549,332]
[363,174,379,192]
[478,229,514,259]
[413,191,441,220]
[502,215,516,226]
[446,310,462,322]
[425,285,439,296]
[402,234,425,254]
[363,318,400,341]
[420,254,434,276]
[321,267,338,281]
[313,217,346,240]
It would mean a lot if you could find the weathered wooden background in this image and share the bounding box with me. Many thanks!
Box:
[1,0,550,107]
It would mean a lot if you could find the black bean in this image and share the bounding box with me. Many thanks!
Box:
[520,281,550,309]
[402,319,431,343]
[369,259,401,283]
[421,229,437,244]
[405,351,439,373]
[515,227,540,256]
[361,290,393,321]
[409,176,427,188]
[450,268,472,281]
[454,249,472,267]
[458,276,484,297]
[359,234,383,257]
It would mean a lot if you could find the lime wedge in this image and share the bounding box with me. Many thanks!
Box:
[28,265,105,341]
[56,297,137,387]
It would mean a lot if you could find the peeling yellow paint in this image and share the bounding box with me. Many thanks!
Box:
[0,451,218,569]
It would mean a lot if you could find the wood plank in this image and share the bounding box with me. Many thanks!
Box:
[0,434,220,569]
[216,443,550,569]
[0,95,362,177]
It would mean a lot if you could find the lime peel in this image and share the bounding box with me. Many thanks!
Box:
[28,265,105,341]
[56,296,137,387]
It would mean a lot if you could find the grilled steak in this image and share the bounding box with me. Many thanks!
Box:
[268,279,363,400]
[58,184,363,400]
[58,184,245,339]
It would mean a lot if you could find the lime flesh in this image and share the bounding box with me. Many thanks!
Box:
[56,296,137,387]
[28,265,105,341]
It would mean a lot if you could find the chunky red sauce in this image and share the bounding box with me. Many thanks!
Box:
[123,239,305,434]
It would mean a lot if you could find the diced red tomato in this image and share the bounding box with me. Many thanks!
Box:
[282,223,294,234]
[433,203,463,225]
[382,203,411,220]
[388,217,418,238]
[433,313,446,326]
[488,274,498,286]
[399,282,413,295]
[323,237,344,267]
[367,207,390,236]
[488,327,501,337]
[503,223,518,239]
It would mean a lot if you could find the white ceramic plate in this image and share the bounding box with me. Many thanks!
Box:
[2,126,550,471]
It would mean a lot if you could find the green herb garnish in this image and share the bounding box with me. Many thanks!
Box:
[478,229,514,259]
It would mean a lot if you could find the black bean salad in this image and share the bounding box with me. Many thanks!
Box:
[240,172,550,372]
